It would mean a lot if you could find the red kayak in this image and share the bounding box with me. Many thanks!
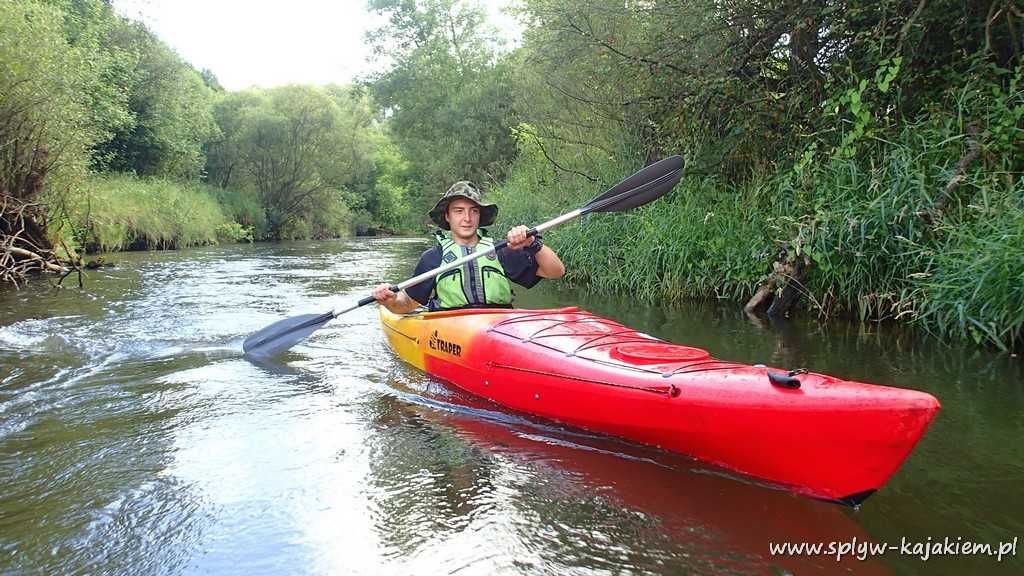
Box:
[380,306,940,504]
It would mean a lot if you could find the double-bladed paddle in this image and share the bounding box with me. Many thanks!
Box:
[243,155,684,357]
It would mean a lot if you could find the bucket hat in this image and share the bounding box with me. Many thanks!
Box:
[428,181,498,230]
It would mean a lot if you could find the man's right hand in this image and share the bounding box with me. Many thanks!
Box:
[372,283,397,304]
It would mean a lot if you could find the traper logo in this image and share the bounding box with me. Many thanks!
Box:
[428,330,462,356]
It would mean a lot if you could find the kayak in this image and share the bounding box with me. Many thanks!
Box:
[379,306,940,505]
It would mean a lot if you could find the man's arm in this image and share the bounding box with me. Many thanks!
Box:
[506,225,565,279]
[533,245,565,279]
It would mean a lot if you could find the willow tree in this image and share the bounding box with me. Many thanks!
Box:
[206,85,378,239]
[366,0,518,223]
[0,0,129,282]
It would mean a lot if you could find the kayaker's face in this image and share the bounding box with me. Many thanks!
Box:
[445,198,480,244]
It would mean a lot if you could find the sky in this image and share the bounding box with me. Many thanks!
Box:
[111,0,524,91]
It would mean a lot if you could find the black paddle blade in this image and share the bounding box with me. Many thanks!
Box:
[242,311,335,357]
[583,155,684,214]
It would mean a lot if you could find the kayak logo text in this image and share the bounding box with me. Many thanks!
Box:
[429,330,462,357]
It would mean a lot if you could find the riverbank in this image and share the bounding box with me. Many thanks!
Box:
[491,120,1023,353]
[22,144,1024,355]
[48,173,399,256]
[55,174,247,253]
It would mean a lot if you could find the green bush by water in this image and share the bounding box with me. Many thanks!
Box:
[51,173,359,252]
[62,174,242,252]
[915,197,1024,350]
[491,111,1023,350]
[208,187,267,239]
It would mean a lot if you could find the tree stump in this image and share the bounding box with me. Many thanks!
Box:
[745,245,811,318]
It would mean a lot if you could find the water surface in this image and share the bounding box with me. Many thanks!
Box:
[1,238,1020,575]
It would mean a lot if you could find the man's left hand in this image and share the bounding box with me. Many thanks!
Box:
[506,225,532,250]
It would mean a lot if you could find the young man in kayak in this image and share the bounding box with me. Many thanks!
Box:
[372,181,565,313]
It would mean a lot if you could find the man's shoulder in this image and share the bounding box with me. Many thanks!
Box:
[419,245,442,260]
[415,245,442,272]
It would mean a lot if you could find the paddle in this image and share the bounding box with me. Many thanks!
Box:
[243,155,685,357]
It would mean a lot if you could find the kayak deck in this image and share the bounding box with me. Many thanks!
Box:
[380,306,940,504]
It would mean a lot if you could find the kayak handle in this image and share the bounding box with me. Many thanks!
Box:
[768,370,802,389]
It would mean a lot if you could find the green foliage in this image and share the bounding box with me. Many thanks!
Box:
[368,137,413,231]
[483,0,1023,350]
[94,20,219,179]
[66,173,230,252]
[974,61,1024,157]
[510,0,1022,179]
[37,0,136,146]
[205,85,376,239]
[0,0,110,201]
[280,188,354,240]
[2,0,421,274]
[494,78,1022,348]
[367,0,518,221]
[9,0,1022,351]
[915,196,1024,350]
[491,123,638,228]
[214,222,255,244]
[208,186,267,239]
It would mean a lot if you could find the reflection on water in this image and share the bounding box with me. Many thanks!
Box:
[371,371,892,575]
[0,237,1020,575]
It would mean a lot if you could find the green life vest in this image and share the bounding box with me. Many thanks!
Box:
[432,229,513,309]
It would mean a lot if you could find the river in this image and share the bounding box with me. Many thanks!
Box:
[1,238,1021,575]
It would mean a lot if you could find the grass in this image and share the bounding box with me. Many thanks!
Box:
[60,173,243,252]
[914,195,1024,350]
[47,173,362,254]
[490,111,1023,351]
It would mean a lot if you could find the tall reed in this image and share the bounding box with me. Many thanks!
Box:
[491,111,1023,350]
[64,174,233,252]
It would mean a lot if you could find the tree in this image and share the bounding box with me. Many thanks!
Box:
[206,85,377,238]
[94,19,219,180]
[367,0,518,222]
[511,0,1023,180]
[0,0,120,280]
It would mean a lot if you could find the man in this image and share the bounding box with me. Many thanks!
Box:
[372,181,565,313]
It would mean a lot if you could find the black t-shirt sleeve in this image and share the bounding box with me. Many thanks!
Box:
[404,247,442,305]
[497,245,542,289]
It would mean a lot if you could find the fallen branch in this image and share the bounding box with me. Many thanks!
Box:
[920,122,982,226]
[55,239,82,288]
[527,130,600,182]
[3,245,65,272]
[2,189,69,285]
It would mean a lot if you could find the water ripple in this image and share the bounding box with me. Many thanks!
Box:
[1,238,1018,575]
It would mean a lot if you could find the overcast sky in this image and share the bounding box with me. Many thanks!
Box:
[111,0,523,91]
